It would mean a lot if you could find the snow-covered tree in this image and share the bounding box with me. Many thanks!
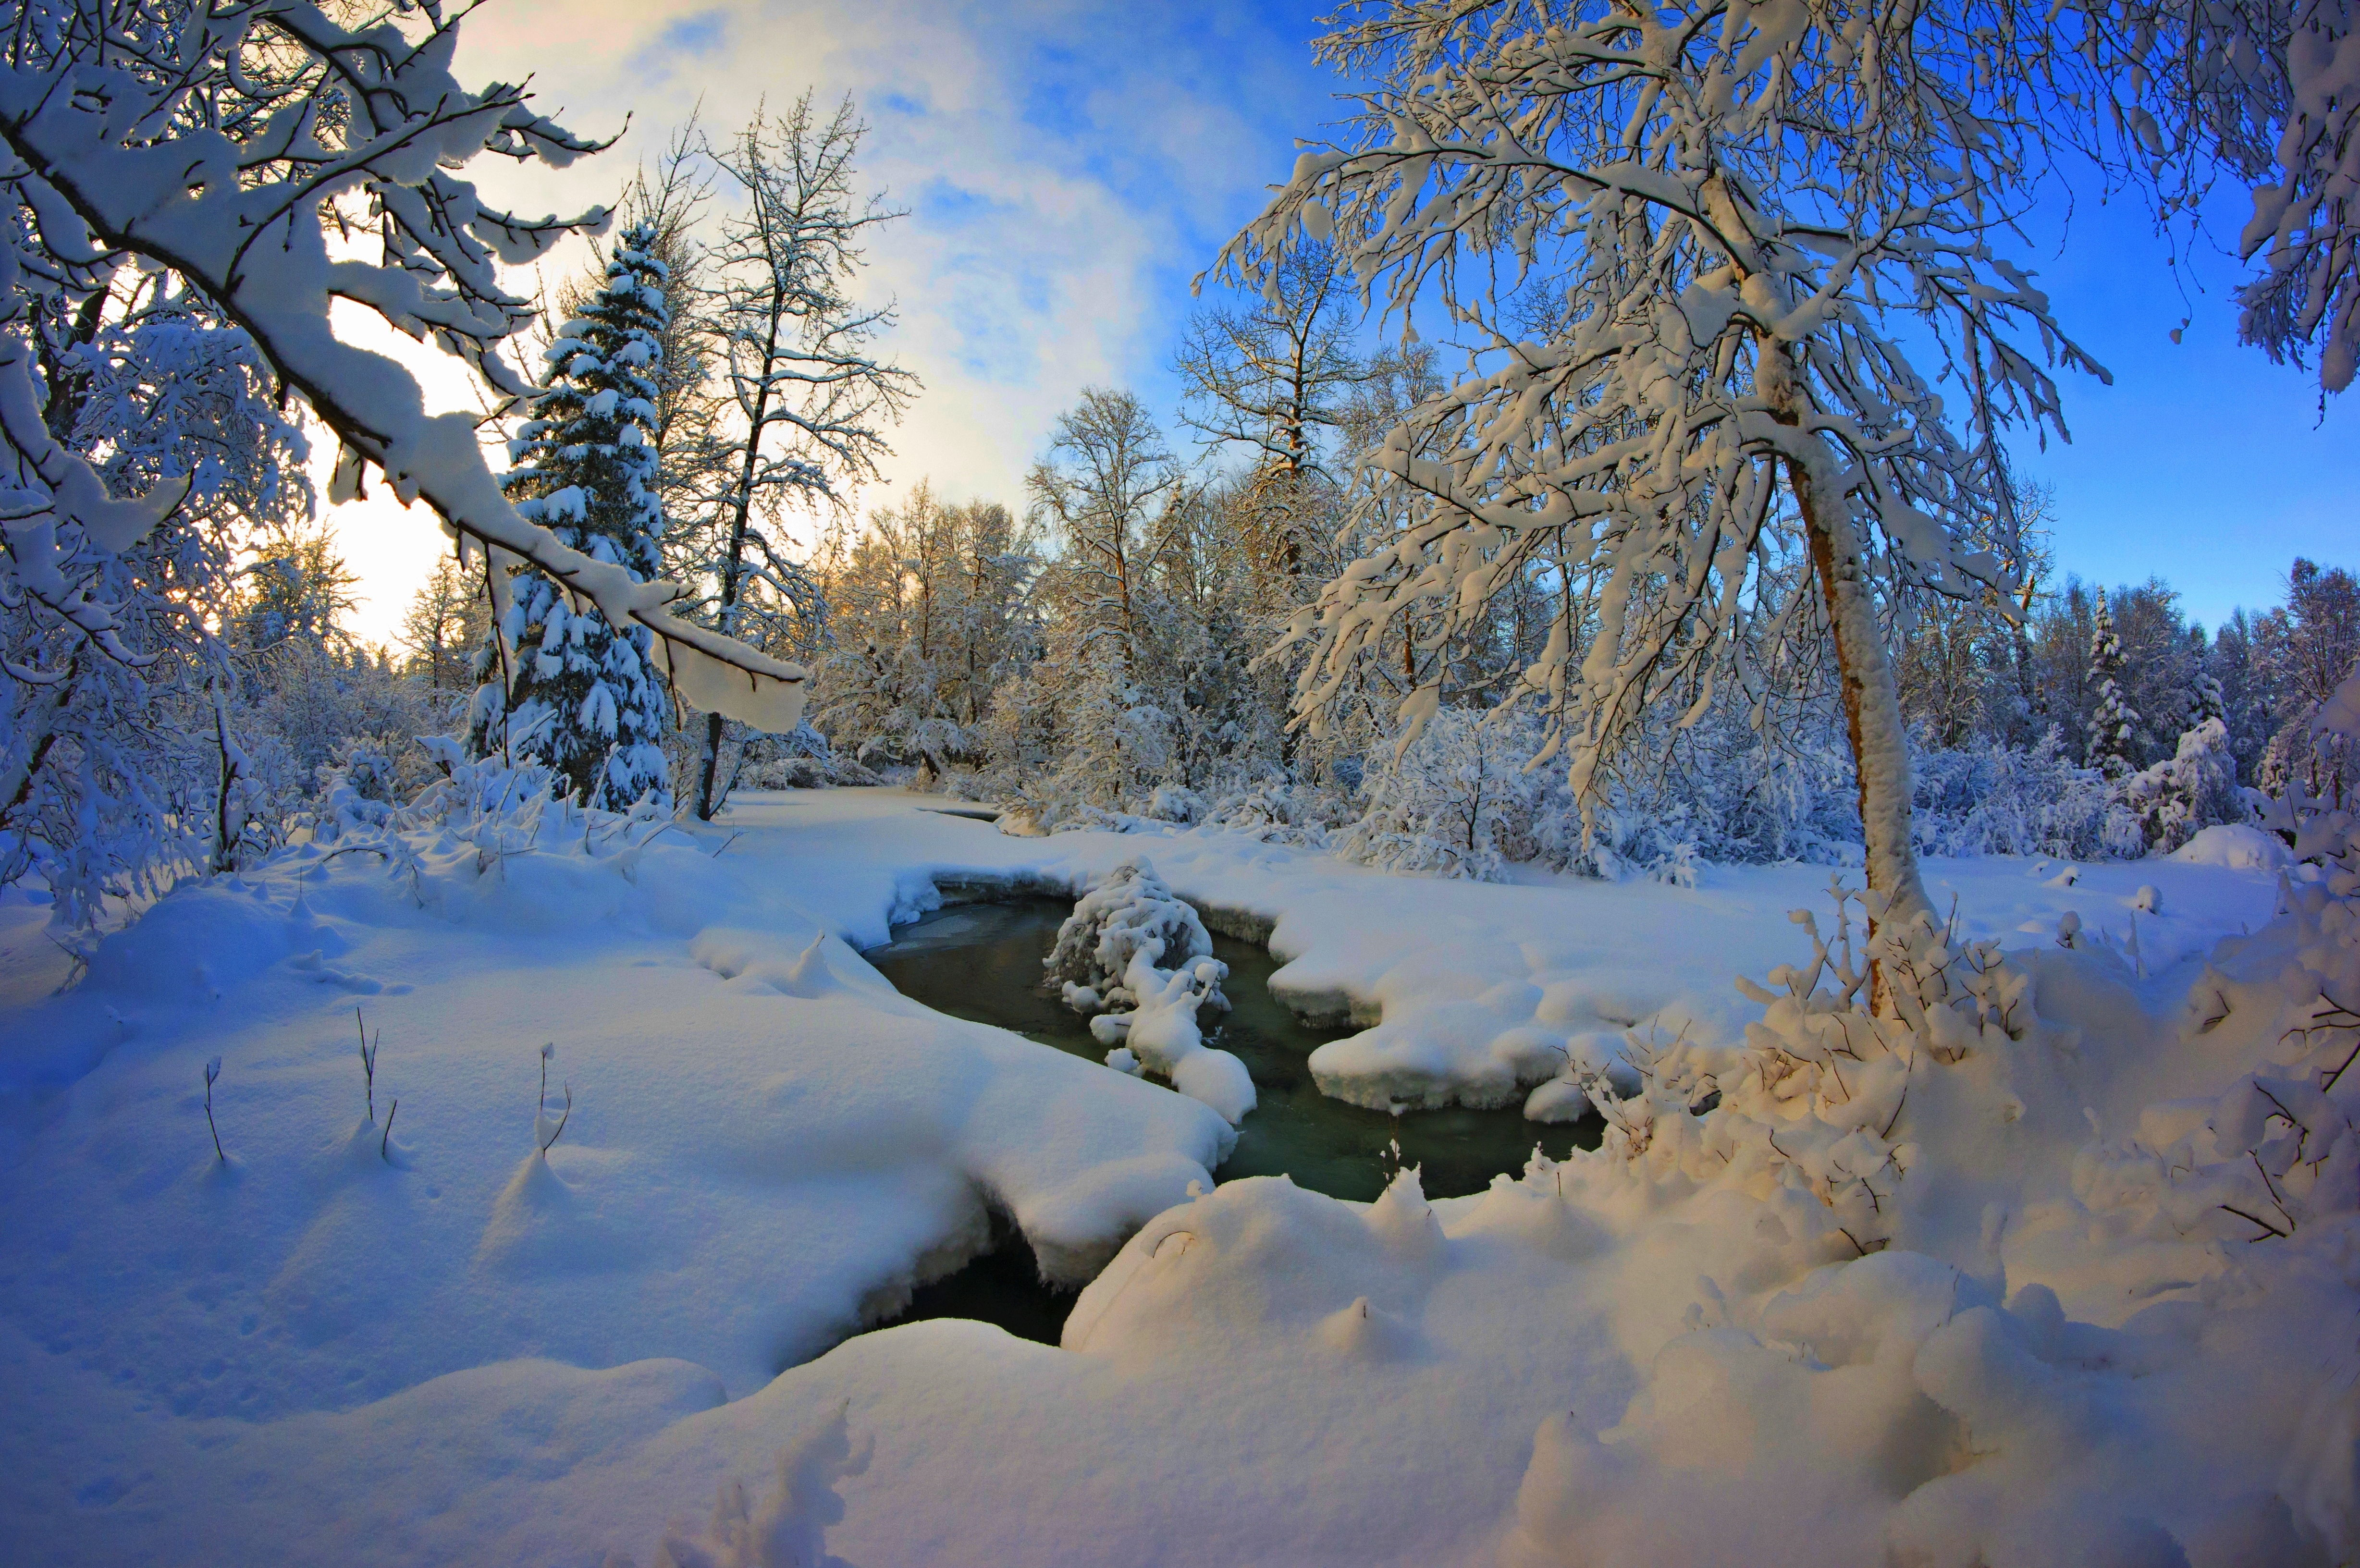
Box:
[1223,2,2107,946]
[1,246,305,927]
[400,557,491,698]
[2189,665,2229,729]
[1028,387,1184,664]
[812,485,1038,779]
[1336,707,1536,882]
[228,520,356,661]
[2255,556,2360,804]
[2086,589,2142,780]
[1002,643,1171,831]
[472,223,675,811]
[676,95,918,820]
[0,0,812,774]
[2118,716,2245,853]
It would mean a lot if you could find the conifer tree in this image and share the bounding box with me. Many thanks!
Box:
[471,223,676,811]
[2086,589,2141,782]
[2190,667,2229,730]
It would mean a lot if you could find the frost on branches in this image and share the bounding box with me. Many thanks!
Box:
[0,227,307,929]
[473,223,674,812]
[1337,707,1549,883]
[1046,858,1254,1125]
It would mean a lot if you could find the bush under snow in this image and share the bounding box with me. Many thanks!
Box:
[1047,858,1255,1124]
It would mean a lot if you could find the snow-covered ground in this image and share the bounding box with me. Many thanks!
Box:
[0,790,2345,1566]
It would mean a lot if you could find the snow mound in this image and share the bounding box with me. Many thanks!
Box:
[1045,856,1219,1003]
[2170,822,2290,870]
[1052,859,1256,1124]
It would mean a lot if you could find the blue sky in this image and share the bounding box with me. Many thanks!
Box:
[333,0,2350,642]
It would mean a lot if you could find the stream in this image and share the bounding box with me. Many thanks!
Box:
[855,896,1603,1345]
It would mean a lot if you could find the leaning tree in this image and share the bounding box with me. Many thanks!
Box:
[1221,0,2130,929]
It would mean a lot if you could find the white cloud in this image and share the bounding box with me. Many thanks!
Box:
[328,0,1324,643]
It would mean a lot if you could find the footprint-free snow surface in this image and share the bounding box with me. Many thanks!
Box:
[0,791,2342,1567]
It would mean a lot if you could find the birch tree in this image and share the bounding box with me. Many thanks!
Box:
[1222,1,2115,929]
[678,95,917,820]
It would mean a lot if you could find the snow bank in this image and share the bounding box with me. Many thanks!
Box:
[0,789,2329,1566]
[2171,821,2291,870]
[0,787,1231,1465]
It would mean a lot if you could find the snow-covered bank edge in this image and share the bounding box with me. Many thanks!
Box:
[3,790,2335,1567]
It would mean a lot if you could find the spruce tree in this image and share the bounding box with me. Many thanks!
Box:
[2086,588,2140,781]
[2189,667,2228,730]
[470,223,675,810]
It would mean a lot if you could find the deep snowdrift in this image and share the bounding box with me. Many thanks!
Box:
[0,788,2342,1567]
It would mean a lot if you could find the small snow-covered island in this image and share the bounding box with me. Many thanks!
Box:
[5,2,2360,1564]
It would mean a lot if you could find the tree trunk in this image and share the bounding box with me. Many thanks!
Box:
[0,655,78,833]
[1758,335,1929,954]
[1788,451,1931,941]
[693,305,784,823]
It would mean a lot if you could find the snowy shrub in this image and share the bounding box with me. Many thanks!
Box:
[1145,785,1205,825]
[1202,779,1340,848]
[1562,880,2034,1258]
[402,739,564,855]
[2097,688,2357,1242]
[1046,859,1253,1124]
[740,727,886,791]
[2115,717,2248,855]
[1910,728,2130,860]
[1334,707,1541,882]
[1336,704,1847,884]
[995,780,1132,838]
[1045,858,1219,1007]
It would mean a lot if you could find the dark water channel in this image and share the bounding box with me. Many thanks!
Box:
[865,897,1603,1203]
[855,897,1602,1347]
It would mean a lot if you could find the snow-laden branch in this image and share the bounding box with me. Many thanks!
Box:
[0,0,808,732]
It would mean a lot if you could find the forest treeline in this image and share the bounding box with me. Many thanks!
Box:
[7,11,2358,933]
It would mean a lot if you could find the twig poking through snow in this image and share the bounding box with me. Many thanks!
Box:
[540,1085,572,1157]
[536,1042,571,1156]
[381,1101,398,1164]
[203,1058,224,1164]
[356,1006,379,1123]
[712,832,741,858]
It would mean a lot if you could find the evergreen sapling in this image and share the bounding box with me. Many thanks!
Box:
[2086,589,2141,781]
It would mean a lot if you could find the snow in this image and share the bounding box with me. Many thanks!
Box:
[2172,822,2293,870]
[1050,857,1256,1124]
[0,788,2340,1566]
